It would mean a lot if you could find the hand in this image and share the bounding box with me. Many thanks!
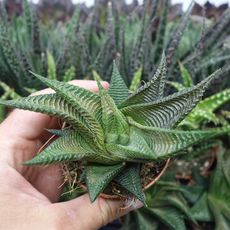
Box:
[0,80,142,230]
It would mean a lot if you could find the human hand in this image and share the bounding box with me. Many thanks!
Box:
[0,80,142,230]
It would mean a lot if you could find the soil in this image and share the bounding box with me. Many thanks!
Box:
[61,159,170,200]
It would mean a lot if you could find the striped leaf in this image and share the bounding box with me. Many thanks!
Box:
[31,73,104,145]
[86,163,125,202]
[166,2,193,66]
[121,70,220,128]
[0,94,97,142]
[120,53,167,108]
[94,72,129,140]
[115,163,145,203]
[25,132,89,165]
[108,62,129,105]
[107,123,226,161]
[25,131,114,165]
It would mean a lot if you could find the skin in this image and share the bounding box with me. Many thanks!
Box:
[0,80,142,230]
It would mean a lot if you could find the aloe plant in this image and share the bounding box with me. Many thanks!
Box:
[0,55,229,204]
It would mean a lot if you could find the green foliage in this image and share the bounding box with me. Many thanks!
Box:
[0,0,230,97]
[121,180,195,230]
[168,63,230,129]
[0,2,229,228]
[47,51,57,80]
[181,88,230,129]
[129,67,142,92]
[185,149,230,229]
[0,55,229,204]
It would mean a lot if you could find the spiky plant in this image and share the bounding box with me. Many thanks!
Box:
[0,55,229,203]
[167,62,230,129]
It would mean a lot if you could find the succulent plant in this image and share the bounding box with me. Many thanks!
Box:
[0,55,229,204]
[167,62,230,129]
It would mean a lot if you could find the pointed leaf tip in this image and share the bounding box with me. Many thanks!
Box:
[108,61,129,105]
[86,163,125,202]
[120,53,167,108]
[115,164,145,203]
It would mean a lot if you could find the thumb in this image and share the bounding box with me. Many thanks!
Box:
[54,194,143,229]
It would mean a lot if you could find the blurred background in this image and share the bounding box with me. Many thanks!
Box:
[1,0,229,21]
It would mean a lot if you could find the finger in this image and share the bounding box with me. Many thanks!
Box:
[54,194,143,229]
[0,80,109,141]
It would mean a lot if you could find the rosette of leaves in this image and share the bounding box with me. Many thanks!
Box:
[0,55,230,204]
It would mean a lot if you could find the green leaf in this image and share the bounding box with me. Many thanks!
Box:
[86,163,125,202]
[31,73,104,145]
[106,127,155,162]
[107,121,230,162]
[181,88,230,127]
[129,67,142,92]
[223,151,230,186]
[197,88,230,112]
[93,71,129,141]
[135,208,159,230]
[47,51,57,80]
[108,61,129,105]
[63,66,75,82]
[153,0,169,63]
[0,94,97,141]
[166,81,186,91]
[208,195,230,230]
[165,1,193,67]
[157,195,196,223]
[22,0,32,37]
[178,62,193,87]
[115,163,145,203]
[32,12,41,56]
[25,131,115,165]
[25,131,93,165]
[121,70,220,128]
[120,53,167,108]
[150,207,186,230]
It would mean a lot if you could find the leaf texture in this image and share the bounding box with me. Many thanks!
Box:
[0,94,98,142]
[25,131,93,165]
[120,53,167,108]
[108,62,129,105]
[25,131,115,165]
[31,73,104,145]
[115,163,145,203]
[86,163,125,202]
[94,72,129,139]
[107,120,230,161]
[150,207,186,230]
[121,70,220,128]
